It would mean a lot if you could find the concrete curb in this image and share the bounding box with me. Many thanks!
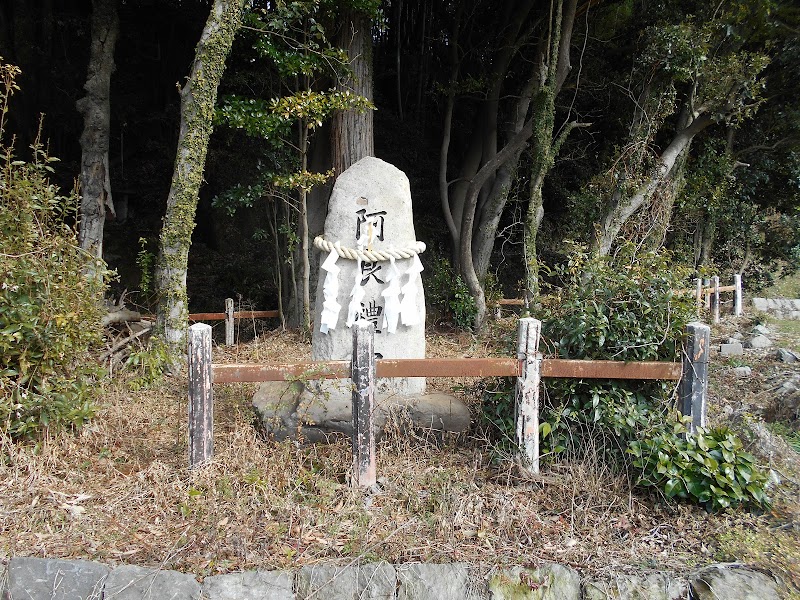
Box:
[0,558,788,599]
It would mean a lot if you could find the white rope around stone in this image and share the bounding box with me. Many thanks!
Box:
[314,236,426,262]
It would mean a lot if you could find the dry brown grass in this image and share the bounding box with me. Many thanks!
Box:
[0,320,796,584]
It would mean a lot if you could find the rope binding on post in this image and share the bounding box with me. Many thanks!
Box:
[313,236,426,262]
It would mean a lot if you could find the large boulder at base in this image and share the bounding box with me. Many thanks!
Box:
[254,157,470,440]
[253,380,471,442]
[689,563,786,600]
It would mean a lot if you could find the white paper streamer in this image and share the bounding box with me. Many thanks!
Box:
[399,254,424,326]
[381,256,402,334]
[345,234,368,327]
[319,247,341,334]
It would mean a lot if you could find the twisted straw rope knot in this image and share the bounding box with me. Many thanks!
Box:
[313,236,426,262]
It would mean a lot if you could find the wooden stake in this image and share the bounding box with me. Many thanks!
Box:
[734,274,743,317]
[516,317,542,473]
[695,278,702,316]
[680,322,709,435]
[711,276,720,323]
[352,321,376,487]
[188,323,214,468]
[224,298,235,346]
[704,278,711,309]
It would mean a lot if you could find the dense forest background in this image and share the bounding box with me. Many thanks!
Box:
[2,0,799,333]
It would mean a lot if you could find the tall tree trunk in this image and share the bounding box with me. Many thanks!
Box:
[77,0,119,264]
[330,8,374,175]
[593,112,713,256]
[154,0,246,364]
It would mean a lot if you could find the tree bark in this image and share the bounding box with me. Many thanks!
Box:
[77,0,119,263]
[330,8,374,176]
[593,112,713,256]
[154,0,246,365]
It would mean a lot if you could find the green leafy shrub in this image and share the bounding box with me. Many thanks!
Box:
[482,244,770,510]
[0,60,108,438]
[425,256,477,330]
[629,425,769,510]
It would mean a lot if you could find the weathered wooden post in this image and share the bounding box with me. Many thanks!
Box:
[224,297,235,346]
[680,322,710,435]
[352,321,377,487]
[516,317,542,473]
[188,323,214,468]
[711,276,720,323]
[695,278,703,316]
[734,274,743,317]
[704,278,711,309]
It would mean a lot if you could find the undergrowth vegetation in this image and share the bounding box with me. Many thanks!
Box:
[0,60,108,439]
[483,245,770,511]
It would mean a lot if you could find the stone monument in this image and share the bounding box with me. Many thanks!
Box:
[253,157,470,441]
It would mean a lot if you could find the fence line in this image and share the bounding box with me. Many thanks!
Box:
[187,320,709,482]
[493,274,743,323]
[186,298,279,346]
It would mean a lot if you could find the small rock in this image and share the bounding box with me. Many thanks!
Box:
[733,366,752,378]
[583,573,689,599]
[775,348,799,363]
[745,334,773,349]
[720,342,744,356]
[731,332,745,341]
[297,562,396,600]
[753,324,771,335]
[104,564,201,600]
[397,563,486,600]
[690,563,785,600]
[6,558,110,600]
[203,570,294,600]
[490,563,581,600]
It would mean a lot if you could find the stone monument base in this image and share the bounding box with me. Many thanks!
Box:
[252,380,471,442]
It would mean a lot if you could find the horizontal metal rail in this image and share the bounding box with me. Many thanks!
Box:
[189,310,279,321]
[212,357,680,383]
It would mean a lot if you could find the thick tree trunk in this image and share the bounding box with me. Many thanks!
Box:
[77,0,119,263]
[154,0,246,365]
[460,118,535,329]
[330,9,374,175]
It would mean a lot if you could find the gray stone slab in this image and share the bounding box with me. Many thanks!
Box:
[745,334,773,349]
[104,564,200,600]
[690,563,785,600]
[396,563,487,600]
[312,157,426,397]
[583,573,689,599]
[6,557,109,600]
[488,563,581,600]
[720,342,744,356]
[202,570,294,600]
[296,562,395,600]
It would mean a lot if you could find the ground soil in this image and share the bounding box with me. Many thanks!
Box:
[1,312,798,592]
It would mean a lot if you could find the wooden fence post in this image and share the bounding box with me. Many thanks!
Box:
[352,321,377,487]
[680,322,710,435]
[516,317,542,473]
[711,276,720,323]
[695,278,702,316]
[734,274,743,317]
[224,298,235,346]
[704,278,711,309]
[188,323,214,468]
